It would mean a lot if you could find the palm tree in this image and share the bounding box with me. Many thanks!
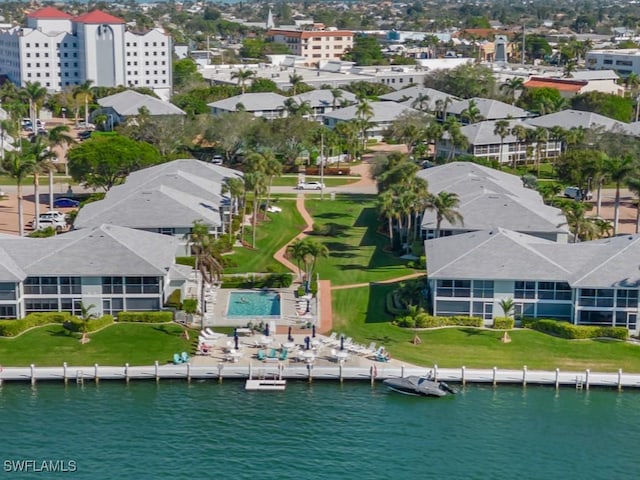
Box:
[460,99,483,124]
[499,297,515,317]
[299,238,329,292]
[426,191,464,238]
[444,117,467,161]
[606,155,636,235]
[289,73,304,95]
[231,69,255,94]
[22,81,47,130]
[530,127,549,176]
[28,136,57,230]
[78,302,97,344]
[262,151,282,212]
[45,125,74,209]
[500,78,524,104]
[243,170,267,248]
[378,190,397,246]
[286,238,307,282]
[493,119,511,164]
[72,80,93,127]
[563,202,597,242]
[627,176,640,234]
[411,93,431,112]
[330,88,343,109]
[3,151,35,236]
[221,176,244,237]
[510,124,530,167]
[187,221,224,285]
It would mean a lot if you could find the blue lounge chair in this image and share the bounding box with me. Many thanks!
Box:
[181,352,190,363]
[279,349,288,361]
[257,350,266,361]
[173,353,183,365]
[268,348,278,359]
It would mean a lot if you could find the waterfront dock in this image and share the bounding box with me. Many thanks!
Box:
[2,363,640,390]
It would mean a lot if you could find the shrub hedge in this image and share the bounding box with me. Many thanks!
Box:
[523,318,628,340]
[117,311,173,323]
[221,273,293,289]
[182,299,198,314]
[0,312,85,337]
[396,314,483,329]
[493,317,515,330]
[165,289,182,309]
[385,292,407,316]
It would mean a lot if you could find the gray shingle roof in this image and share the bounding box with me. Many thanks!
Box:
[426,228,640,288]
[207,93,288,112]
[524,109,628,132]
[0,224,178,279]
[571,70,619,81]
[291,89,356,108]
[74,159,241,230]
[378,86,456,110]
[446,97,530,120]
[417,162,568,235]
[323,101,418,123]
[455,119,535,145]
[97,90,186,116]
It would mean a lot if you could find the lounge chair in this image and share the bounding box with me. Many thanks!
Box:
[181,352,190,363]
[257,350,266,361]
[279,349,288,361]
[267,348,278,359]
[173,353,183,365]
[322,332,337,345]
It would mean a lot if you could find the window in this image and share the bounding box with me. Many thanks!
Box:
[0,283,17,301]
[579,310,613,325]
[617,289,638,308]
[472,280,494,298]
[436,280,471,298]
[437,300,470,316]
[59,277,81,295]
[537,282,571,301]
[578,288,614,307]
[24,277,57,295]
[60,299,82,315]
[126,298,160,311]
[102,277,123,294]
[615,60,632,66]
[0,305,16,318]
[514,281,535,299]
[25,299,59,313]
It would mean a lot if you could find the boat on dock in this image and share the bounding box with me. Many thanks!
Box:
[383,376,456,397]
[245,379,287,391]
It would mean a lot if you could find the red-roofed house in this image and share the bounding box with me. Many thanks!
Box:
[0,9,172,98]
[523,74,623,98]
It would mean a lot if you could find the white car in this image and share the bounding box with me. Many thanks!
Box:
[211,155,224,165]
[31,211,67,230]
[266,205,282,213]
[297,181,325,190]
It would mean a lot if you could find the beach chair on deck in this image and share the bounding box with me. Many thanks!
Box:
[173,353,183,365]
[181,352,190,363]
[268,348,278,359]
[257,350,266,361]
[279,349,288,361]
[322,332,337,345]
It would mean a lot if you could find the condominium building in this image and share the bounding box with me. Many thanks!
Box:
[586,49,640,77]
[0,7,172,98]
[266,28,354,66]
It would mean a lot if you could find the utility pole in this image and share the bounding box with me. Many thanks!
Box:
[521,23,526,65]
[320,132,325,201]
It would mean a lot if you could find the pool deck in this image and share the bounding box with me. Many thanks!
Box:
[202,287,318,328]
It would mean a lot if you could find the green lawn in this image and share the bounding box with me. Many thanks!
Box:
[306,194,417,285]
[0,323,196,366]
[271,175,359,187]
[332,285,640,371]
[225,198,305,274]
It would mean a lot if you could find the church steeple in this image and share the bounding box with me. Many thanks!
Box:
[266,8,275,29]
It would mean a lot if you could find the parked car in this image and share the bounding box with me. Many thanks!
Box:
[296,181,325,190]
[77,121,96,130]
[33,218,66,232]
[77,130,92,141]
[266,205,282,213]
[31,212,67,231]
[564,186,592,201]
[39,211,66,223]
[53,197,80,208]
[210,155,224,165]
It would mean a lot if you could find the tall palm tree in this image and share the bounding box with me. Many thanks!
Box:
[444,117,467,161]
[242,170,267,248]
[78,302,97,344]
[411,93,431,112]
[28,136,57,230]
[493,119,511,165]
[22,81,47,130]
[231,69,255,94]
[221,176,244,237]
[263,152,282,212]
[3,151,35,236]
[289,73,304,95]
[605,155,636,234]
[510,124,530,167]
[330,88,343,109]
[286,238,307,282]
[460,99,483,124]
[426,191,464,238]
[562,202,597,242]
[500,78,524,104]
[378,190,397,246]
[299,238,329,292]
[45,125,74,209]
[530,127,549,176]
[72,80,93,127]
[187,221,224,285]
[627,176,640,234]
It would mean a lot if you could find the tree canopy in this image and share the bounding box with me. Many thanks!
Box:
[68,134,162,191]
[570,92,634,123]
[423,63,496,99]
[342,35,385,65]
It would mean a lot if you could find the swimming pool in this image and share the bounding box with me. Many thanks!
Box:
[227,291,281,317]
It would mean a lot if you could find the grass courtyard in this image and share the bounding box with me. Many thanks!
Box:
[0,323,195,367]
[306,194,417,286]
[331,285,640,371]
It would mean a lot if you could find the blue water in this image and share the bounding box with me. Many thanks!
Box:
[2,381,639,479]
[227,291,281,317]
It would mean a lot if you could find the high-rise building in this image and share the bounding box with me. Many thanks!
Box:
[0,7,172,99]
